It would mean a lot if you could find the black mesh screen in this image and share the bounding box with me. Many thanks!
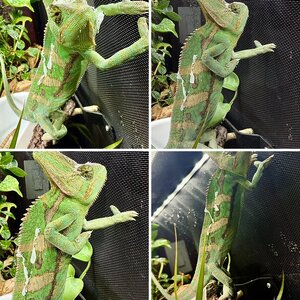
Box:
[78,0,149,148]
[152,151,299,299]
[167,0,300,148]
[13,151,149,300]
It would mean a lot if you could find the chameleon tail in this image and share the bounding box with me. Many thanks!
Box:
[0,54,21,116]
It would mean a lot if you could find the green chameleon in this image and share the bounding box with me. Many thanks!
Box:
[165,0,276,149]
[152,152,273,299]
[13,151,138,300]
[0,0,148,142]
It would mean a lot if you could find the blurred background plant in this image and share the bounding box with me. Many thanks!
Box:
[0,0,40,96]
[0,152,26,295]
[151,0,180,120]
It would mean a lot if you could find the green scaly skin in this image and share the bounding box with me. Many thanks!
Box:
[1,0,148,142]
[13,152,138,300]
[152,152,273,300]
[165,0,276,149]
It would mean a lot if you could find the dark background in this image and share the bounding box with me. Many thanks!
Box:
[152,151,299,299]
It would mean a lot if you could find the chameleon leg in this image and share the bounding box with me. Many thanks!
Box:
[200,129,219,148]
[44,213,92,255]
[82,17,148,70]
[97,1,149,16]
[83,205,138,230]
[233,41,276,60]
[34,112,67,141]
[209,263,234,300]
[238,155,274,190]
[201,43,239,78]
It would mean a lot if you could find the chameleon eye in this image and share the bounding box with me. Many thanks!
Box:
[77,165,94,180]
[49,5,62,24]
[229,4,240,14]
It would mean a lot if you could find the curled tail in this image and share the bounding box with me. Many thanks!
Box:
[0,54,21,116]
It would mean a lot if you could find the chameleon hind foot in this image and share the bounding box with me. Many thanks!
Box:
[41,124,67,142]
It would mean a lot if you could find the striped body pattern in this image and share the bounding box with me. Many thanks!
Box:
[166,0,249,148]
[13,152,107,300]
[177,152,273,299]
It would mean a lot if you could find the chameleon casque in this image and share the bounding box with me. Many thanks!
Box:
[165,0,276,148]
[13,151,139,299]
[0,0,148,142]
[152,152,273,299]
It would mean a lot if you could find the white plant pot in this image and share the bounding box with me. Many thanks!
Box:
[151,117,171,149]
[0,92,35,148]
[0,293,13,300]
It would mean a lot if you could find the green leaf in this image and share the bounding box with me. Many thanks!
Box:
[62,277,84,300]
[16,40,25,50]
[0,175,23,196]
[72,242,93,262]
[9,106,24,149]
[0,202,17,211]
[152,19,178,37]
[151,223,159,241]
[14,16,32,25]
[155,0,170,10]
[164,11,181,22]
[158,65,167,75]
[104,138,123,149]
[27,46,40,57]
[153,42,172,51]
[7,29,18,40]
[9,65,18,75]
[152,90,160,100]
[0,240,11,250]
[66,264,75,278]
[223,72,240,92]
[0,224,11,239]
[8,167,27,177]
[169,73,178,82]
[3,0,34,12]
[1,210,16,220]
[156,75,167,85]
[152,239,171,250]
[0,153,13,165]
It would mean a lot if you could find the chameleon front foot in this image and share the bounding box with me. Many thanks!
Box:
[83,206,138,230]
[110,205,139,221]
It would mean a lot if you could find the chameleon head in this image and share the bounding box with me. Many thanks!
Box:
[48,0,98,50]
[33,152,107,205]
[201,1,249,35]
[227,2,249,34]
